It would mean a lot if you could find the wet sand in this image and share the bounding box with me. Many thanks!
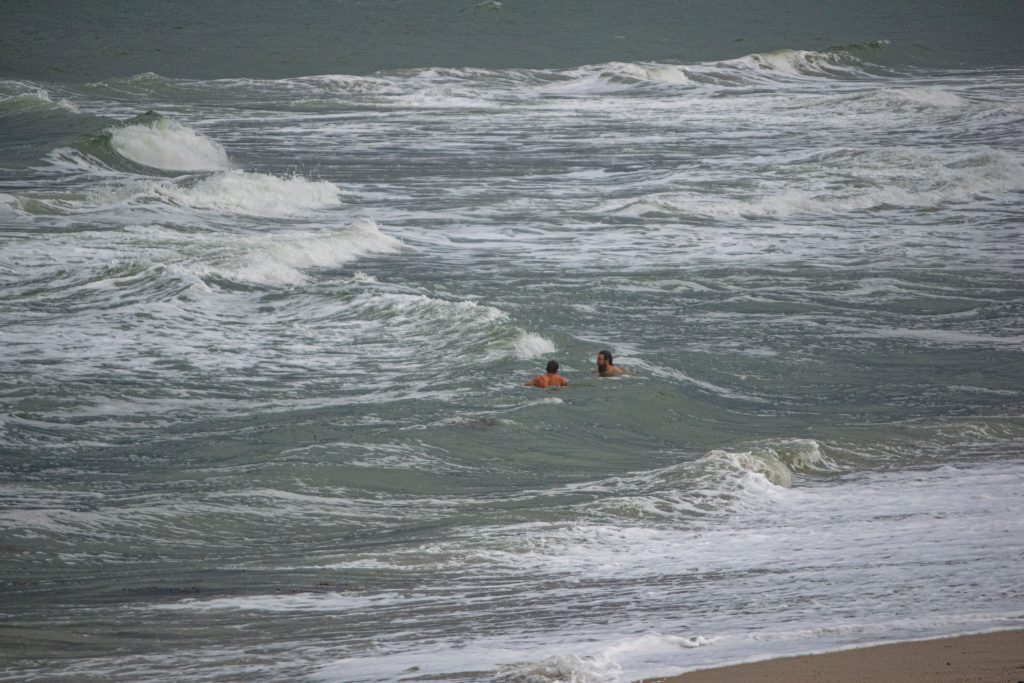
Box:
[643,630,1024,683]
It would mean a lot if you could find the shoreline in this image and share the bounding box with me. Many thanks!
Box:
[641,630,1024,683]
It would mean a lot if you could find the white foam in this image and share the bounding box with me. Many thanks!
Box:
[539,69,637,95]
[109,118,230,171]
[402,86,496,108]
[600,146,1024,222]
[701,449,796,488]
[155,169,340,216]
[540,49,864,95]
[503,634,709,683]
[511,332,556,359]
[503,651,623,683]
[309,460,1022,683]
[202,218,401,285]
[848,325,1024,348]
[726,48,854,78]
[704,439,839,486]
[878,86,968,108]
[596,62,697,86]
[155,591,399,613]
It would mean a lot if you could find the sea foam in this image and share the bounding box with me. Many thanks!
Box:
[727,48,855,78]
[503,635,709,683]
[211,218,401,285]
[156,169,341,217]
[511,332,556,359]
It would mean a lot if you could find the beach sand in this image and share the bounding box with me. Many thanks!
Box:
[643,630,1024,683]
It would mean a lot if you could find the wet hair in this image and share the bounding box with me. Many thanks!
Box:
[545,360,559,373]
[598,349,613,364]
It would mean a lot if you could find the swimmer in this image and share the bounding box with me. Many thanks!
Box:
[596,349,625,377]
[527,360,570,388]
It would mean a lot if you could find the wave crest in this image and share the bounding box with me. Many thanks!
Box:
[0,89,81,116]
[156,169,341,216]
[546,45,886,93]
[511,332,557,359]
[109,118,230,172]
[698,439,838,489]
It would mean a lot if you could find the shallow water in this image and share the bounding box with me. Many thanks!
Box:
[2,12,1023,683]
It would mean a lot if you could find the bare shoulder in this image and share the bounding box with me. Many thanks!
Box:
[528,374,569,388]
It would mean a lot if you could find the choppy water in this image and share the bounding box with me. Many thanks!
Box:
[2,25,1023,683]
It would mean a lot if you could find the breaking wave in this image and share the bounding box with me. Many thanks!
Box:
[153,169,341,216]
[545,44,892,93]
[0,88,82,116]
[108,117,230,172]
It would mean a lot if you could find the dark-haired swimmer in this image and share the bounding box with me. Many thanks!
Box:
[596,349,625,377]
[527,360,570,388]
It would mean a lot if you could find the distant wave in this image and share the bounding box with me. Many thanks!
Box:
[549,46,891,93]
[727,44,888,77]
[71,43,897,114]
[0,87,115,169]
[0,88,82,116]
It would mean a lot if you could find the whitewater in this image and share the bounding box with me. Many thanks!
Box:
[2,42,1023,683]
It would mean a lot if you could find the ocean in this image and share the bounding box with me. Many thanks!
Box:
[2,2,1023,681]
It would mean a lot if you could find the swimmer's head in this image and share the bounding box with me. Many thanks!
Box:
[597,349,612,370]
[546,360,559,374]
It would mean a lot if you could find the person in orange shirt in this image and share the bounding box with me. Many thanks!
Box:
[527,360,570,388]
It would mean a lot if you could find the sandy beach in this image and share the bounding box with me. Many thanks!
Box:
[644,630,1024,683]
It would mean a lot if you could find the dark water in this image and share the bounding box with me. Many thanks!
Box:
[3,0,1024,81]
[2,3,1023,682]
